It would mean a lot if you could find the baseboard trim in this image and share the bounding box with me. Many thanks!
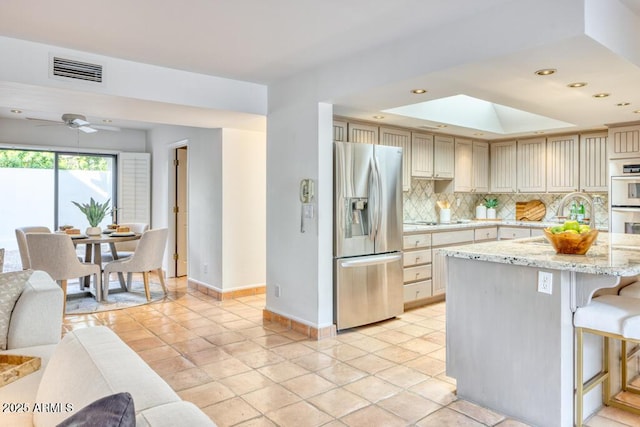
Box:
[262,309,337,341]
[187,279,266,300]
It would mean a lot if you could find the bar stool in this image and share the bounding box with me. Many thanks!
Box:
[619,282,640,395]
[574,294,640,426]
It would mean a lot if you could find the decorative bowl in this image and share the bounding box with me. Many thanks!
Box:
[543,228,598,255]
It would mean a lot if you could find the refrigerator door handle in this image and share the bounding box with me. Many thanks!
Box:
[373,154,383,239]
[339,253,402,268]
[368,158,378,240]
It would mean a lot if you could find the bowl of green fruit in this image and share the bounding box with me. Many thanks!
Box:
[543,220,598,255]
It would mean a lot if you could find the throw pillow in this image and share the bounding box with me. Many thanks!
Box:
[0,270,31,350]
[57,392,135,427]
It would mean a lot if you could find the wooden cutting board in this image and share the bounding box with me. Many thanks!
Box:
[516,200,546,221]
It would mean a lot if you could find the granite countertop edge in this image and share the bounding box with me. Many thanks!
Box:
[435,234,640,277]
[403,220,595,233]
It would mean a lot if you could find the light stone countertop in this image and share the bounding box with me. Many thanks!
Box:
[403,220,561,233]
[436,232,640,276]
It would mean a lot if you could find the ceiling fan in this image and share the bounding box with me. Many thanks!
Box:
[26,113,120,133]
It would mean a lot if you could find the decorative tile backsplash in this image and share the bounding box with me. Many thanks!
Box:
[403,179,609,229]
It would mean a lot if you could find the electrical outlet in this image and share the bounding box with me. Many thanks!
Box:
[537,271,553,294]
[203,263,208,274]
[275,285,281,297]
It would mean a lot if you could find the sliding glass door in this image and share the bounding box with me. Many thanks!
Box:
[0,149,116,253]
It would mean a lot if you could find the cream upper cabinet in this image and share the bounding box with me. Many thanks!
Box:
[348,122,379,144]
[411,132,434,178]
[433,135,454,179]
[380,127,411,191]
[454,139,488,192]
[546,134,579,192]
[517,137,546,192]
[472,140,489,193]
[608,124,640,159]
[490,140,517,193]
[454,138,473,192]
[580,132,608,192]
[333,120,348,142]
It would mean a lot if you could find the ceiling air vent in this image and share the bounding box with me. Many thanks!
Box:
[52,56,103,83]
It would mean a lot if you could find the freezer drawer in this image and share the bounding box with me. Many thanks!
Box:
[335,253,403,330]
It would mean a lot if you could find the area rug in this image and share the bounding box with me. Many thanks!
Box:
[65,279,167,315]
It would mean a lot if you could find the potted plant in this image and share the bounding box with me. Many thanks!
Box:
[72,197,111,235]
[484,197,498,219]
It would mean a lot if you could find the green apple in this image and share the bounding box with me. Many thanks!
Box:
[578,224,591,234]
[550,225,565,234]
[563,220,580,232]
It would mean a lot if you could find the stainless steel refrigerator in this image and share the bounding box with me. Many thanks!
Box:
[334,141,403,330]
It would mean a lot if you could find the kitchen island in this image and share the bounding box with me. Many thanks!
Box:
[438,233,640,427]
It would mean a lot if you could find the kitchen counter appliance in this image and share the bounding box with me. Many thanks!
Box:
[334,141,403,330]
[610,159,640,234]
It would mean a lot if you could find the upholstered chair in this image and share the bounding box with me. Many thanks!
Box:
[26,233,102,314]
[102,223,149,261]
[103,228,168,302]
[15,226,51,270]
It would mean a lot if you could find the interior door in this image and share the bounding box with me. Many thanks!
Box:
[175,147,188,277]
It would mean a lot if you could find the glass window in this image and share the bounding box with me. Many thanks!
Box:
[57,153,116,230]
[0,149,117,252]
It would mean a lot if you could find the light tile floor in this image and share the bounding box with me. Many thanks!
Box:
[60,277,640,427]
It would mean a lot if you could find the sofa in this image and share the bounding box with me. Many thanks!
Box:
[0,270,215,426]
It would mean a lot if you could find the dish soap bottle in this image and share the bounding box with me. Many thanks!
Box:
[577,202,585,223]
[570,202,578,221]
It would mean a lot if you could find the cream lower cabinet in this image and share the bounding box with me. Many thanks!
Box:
[431,229,475,296]
[402,232,432,304]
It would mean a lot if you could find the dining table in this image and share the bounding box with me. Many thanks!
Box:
[67,231,141,291]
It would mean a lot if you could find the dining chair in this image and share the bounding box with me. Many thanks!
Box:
[103,228,168,302]
[26,233,102,314]
[15,226,51,270]
[102,223,149,261]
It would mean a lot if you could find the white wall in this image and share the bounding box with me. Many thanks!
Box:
[0,117,146,152]
[0,36,267,119]
[222,129,266,289]
[148,125,266,290]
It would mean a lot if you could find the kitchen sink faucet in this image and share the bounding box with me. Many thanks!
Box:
[556,192,596,228]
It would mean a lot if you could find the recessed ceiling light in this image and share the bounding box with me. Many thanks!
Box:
[567,82,587,88]
[616,102,631,107]
[411,89,427,94]
[437,124,448,128]
[535,68,557,76]
[592,93,610,98]
[634,110,640,114]
[10,109,22,114]
[372,115,384,120]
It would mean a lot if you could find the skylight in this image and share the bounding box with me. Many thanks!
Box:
[383,94,574,135]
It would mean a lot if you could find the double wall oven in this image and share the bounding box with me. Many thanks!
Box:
[610,159,640,234]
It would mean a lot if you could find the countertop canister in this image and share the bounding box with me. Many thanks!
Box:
[476,205,487,219]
